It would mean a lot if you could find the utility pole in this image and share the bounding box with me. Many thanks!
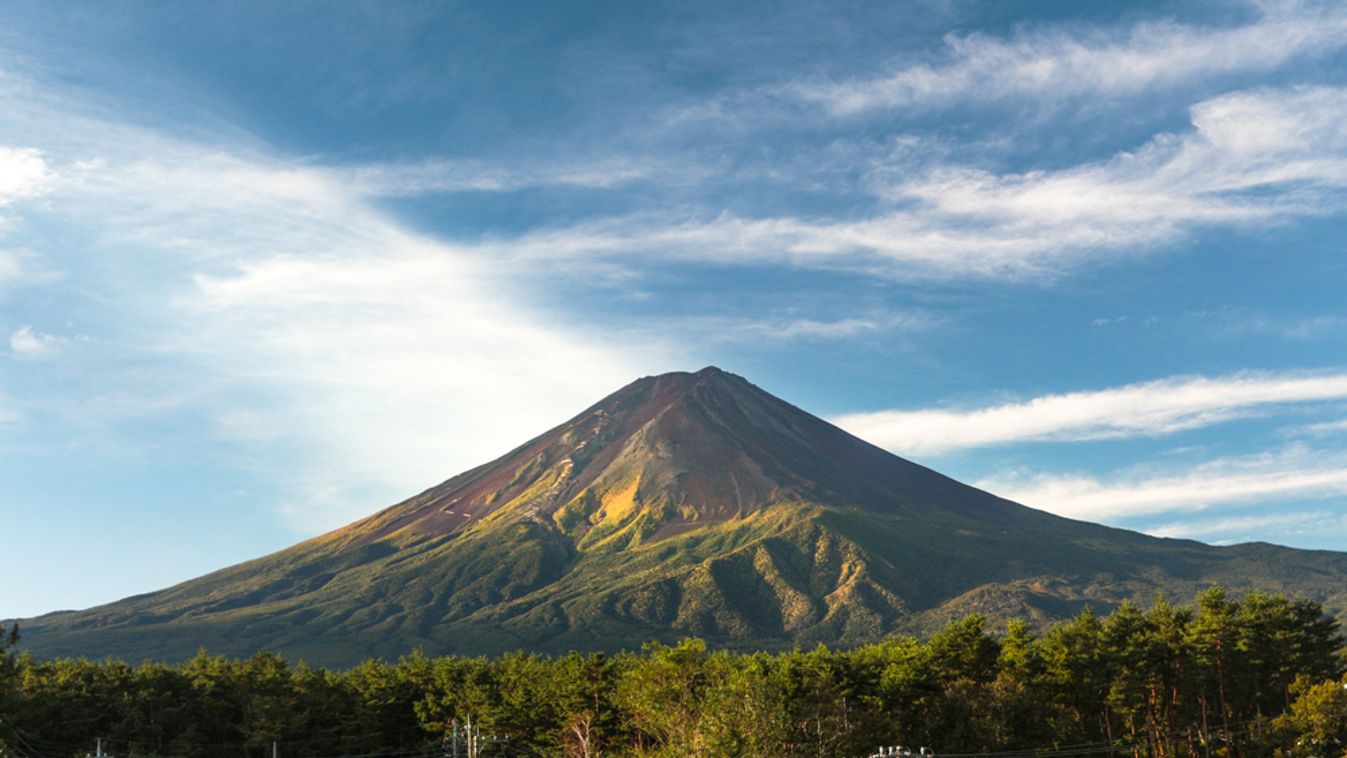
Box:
[442,714,508,757]
[868,746,935,757]
[272,741,278,758]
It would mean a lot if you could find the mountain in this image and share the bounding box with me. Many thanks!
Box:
[16,367,1347,667]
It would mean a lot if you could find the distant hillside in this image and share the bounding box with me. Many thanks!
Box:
[16,367,1347,667]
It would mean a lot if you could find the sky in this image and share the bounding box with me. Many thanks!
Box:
[2,0,1347,619]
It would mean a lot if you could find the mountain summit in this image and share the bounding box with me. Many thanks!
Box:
[18,368,1347,666]
[349,366,1015,549]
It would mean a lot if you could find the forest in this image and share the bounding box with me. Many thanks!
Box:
[2,588,1346,758]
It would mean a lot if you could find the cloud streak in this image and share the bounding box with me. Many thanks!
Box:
[835,371,1347,453]
[664,311,932,344]
[792,2,1347,115]
[978,446,1347,522]
[339,157,675,196]
[1146,510,1338,540]
[484,85,1347,279]
[1289,418,1347,437]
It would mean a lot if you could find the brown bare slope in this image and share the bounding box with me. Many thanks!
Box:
[15,368,1347,666]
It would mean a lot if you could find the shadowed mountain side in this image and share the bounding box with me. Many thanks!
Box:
[15,368,1347,667]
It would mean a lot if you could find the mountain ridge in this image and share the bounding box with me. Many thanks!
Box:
[15,367,1347,667]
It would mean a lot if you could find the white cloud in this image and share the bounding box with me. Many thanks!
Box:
[5,15,1344,291]
[162,185,664,529]
[8,325,66,358]
[0,56,667,533]
[1146,510,1337,540]
[1291,418,1347,437]
[792,2,1347,115]
[486,85,1347,279]
[0,146,51,205]
[340,157,667,196]
[186,247,658,528]
[834,371,1347,454]
[978,447,1347,521]
[671,311,932,343]
[1194,308,1347,340]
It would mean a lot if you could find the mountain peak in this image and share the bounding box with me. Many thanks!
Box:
[692,365,733,381]
[19,368,1347,665]
[343,366,1013,549]
[626,365,742,396]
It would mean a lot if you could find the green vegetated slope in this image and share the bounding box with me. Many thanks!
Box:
[17,368,1347,667]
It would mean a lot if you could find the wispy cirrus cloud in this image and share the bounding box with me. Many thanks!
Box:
[340,156,680,196]
[0,56,665,532]
[978,446,1347,522]
[835,371,1347,454]
[791,1,1347,115]
[189,248,657,529]
[669,310,932,344]
[1146,510,1339,541]
[486,85,1347,280]
[1188,307,1347,340]
[1289,418,1347,437]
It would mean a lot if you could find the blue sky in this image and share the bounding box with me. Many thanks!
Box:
[3,0,1347,619]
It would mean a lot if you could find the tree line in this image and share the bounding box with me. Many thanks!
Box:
[2,587,1346,757]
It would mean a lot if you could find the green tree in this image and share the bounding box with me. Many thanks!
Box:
[0,625,18,755]
[1041,606,1114,746]
[1190,585,1239,751]
[983,619,1070,750]
[614,638,714,756]
[1275,674,1347,757]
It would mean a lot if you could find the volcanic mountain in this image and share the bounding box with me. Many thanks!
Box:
[17,368,1347,666]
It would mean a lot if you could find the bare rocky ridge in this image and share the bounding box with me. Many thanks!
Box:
[15,367,1347,667]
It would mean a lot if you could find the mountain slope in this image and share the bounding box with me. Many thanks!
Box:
[17,367,1347,666]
